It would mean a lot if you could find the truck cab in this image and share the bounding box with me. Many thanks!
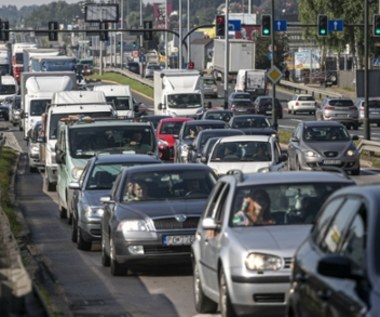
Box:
[154,69,204,118]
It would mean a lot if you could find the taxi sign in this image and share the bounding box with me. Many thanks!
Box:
[267,66,283,84]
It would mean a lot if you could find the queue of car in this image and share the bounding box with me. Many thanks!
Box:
[18,77,371,317]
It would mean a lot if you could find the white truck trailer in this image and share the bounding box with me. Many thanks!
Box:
[153,69,204,117]
[20,71,77,139]
[234,69,268,101]
[212,39,256,81]
[0,44,12,75]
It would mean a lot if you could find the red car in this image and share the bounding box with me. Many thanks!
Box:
[156,117,192,161]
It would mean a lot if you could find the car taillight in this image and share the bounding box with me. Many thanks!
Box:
[324,105,334,110]
[360,106,364,112]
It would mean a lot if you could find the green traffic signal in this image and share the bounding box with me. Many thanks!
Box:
[261,15,271,37]
[317,15,328,37]
[374,15,380,36]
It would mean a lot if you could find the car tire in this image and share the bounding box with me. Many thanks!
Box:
[219,270,237,317]
[71,218,78,243]
[193,262,218,314]
[77,227,92,251]
[101,236,110,267]
[110,237,126,276]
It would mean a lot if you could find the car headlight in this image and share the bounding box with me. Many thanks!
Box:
[181,144,189,153]
[83,205,104,219]
[158,139,169,147]
[346,149,358,157]
[302,149,319,158]
[117,220,150,235]
[195,108,204,115]
[245,253,283,272]
[257,167,270,173]
[71,167,83,180]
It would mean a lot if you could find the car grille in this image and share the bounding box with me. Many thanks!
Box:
[153,216,200,230]
[144,245,191,254]
[253,293,285,303]
[323,151,338,158]
[283,257,293,269]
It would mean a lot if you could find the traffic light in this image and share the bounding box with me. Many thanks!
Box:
[261,14,272,37]
[143,20,153,41]
[317,15,328,37]
[188,61,194,69]
[100,22,109,41]
[374,15,380,36]
[0,20,9,42]
[48,21,58,41]
[215,15,225,37]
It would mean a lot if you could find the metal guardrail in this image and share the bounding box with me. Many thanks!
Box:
[277,80,343,100]
[358,139,380,158]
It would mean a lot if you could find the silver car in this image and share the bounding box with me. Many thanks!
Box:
[354,97,380,127]
[287,120,360,175]
[316,97,359,130]
[192,171,354,317]
[202,76,218,98]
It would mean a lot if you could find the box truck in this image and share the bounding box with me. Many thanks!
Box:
[234,69,268,101]
[154,69,204,117]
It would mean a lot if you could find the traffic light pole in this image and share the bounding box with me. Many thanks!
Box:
[270,0,278,130]
[224,0,229,109]
[364,0,370,140]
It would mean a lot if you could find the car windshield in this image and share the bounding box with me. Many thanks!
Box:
[329,100,354,107]
[0,84,16,95]
[303,126,351,142]
[86,161,159,190]
[298,96,315,101]
[30,99,50,116]
[232,93,250,99]
[230,183,346,227]
[204,78,216,85]
[205,112,232,121]
[167,94,202,108]
[231,117,270,129]
[69,126,155,158]
[234,101,252,108]
[160,121,184,135]
[184,124,225,140]
[211,141,272,162]
[121,169,216,202]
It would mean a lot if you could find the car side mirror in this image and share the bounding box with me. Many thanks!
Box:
[200,156,207,163]
[352,135,359,141]
[55,150,65,164]
[317,255,360,281]
[280,153,288,162]
[173,134,179,139]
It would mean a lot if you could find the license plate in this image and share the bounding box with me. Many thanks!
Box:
[371,111,379,115]
[336,114,349,118]
[162,235,195,246]
[324,160,341,165]
[266,110,272,114]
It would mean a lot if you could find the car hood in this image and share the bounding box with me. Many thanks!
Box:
[209,161,272,175]
[118,199,207,219]
[234,225,312,252]
[306,141,354,154]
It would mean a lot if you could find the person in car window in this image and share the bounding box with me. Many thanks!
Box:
[133,182,148,201]
[232,190,273,226]
[124,182,135,201]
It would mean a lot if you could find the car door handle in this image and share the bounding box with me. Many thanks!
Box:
[317,289,332,301]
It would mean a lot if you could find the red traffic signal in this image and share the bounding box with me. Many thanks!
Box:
[215,15,225,37]
[188,62,194,69]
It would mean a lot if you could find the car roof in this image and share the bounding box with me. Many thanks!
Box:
[302,120,345,128]
[159,117,192,123]
[221,170,354,186]
[120,163,214,174]
[196,128,243,137]
[231,114,268,120]
[184,119,227,126]
[93,154,161,164]
[217,134,272,143]
[67,120,152,129]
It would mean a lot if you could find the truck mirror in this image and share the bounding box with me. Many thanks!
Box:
[55,151,65,164]
[158,103,163,110]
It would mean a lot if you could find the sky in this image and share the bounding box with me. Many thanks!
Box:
[0,0,87,8]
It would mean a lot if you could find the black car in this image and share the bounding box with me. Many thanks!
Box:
[138,115,172,131]
[287,184,379,317]
[200,109,234,122]
[69,154,161,250]
[100,163,217,276]
[174,119,228,163]
[127,62,140,75]
[253,96,283,119]
[228,114,277,136]
[187,128,244,163]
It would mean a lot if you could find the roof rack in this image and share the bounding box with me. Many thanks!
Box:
[226,169,244,181]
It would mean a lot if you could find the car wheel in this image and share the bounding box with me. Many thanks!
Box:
[101,236,110,267]
[77,226,92,251]
[71,218,78,243]
[219,270,237,317]
[193,262,218,313]
[110,237,126,276]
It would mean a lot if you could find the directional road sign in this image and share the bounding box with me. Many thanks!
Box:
[274,20,287,32]
[228,20,241,31]
[328,19,344,32]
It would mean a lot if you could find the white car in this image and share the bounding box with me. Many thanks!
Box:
[206,134,287,176]
[287,94,316,115]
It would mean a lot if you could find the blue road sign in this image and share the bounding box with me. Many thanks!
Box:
[274,20,287,32]
[228,20,241,31]
[328,20,344,32]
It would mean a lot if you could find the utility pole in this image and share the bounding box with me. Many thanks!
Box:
[223,0,229,109]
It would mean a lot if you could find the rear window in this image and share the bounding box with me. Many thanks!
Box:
[299,96,315,101]
[369,100,380,109]
[329,100,354,107]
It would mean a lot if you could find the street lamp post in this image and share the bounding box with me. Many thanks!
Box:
[223,0,229,109]
[187,0,190,63]
[139,0,143,48]
[179,0,183,68]
[120,0,124,68]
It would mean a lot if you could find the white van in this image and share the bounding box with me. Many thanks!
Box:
[0,75,18,102]
[93,84,134,119]
[40,90,114,192]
